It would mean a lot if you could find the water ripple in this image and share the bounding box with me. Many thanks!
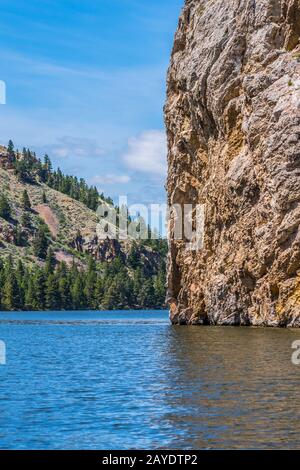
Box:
[0,311,299,449]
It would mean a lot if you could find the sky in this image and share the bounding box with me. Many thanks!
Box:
[0,0,183,208]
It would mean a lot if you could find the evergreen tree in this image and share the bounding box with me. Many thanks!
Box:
[15,159,30,182]
[45,273,58,310]
[94,277,104,308]
[137,278,155,308]
[33,224,50,259]
[20,212,31,228]
[127,245,141,268]
[57,263,70,310]
[101,282,117,310]
[21,190,31,210]
[84,257,97,307]
[71,274,86,310]
[0,250,166,311]
[2,258,19,310]
[44,155,52,173]
[153,269,166,306]
[32,270,46,310]
[0,136,168,312]
[7,140,15,160]
[0,194,11,220]
[13,226,26,247]
[45,247,56,275]
[25,278,36,310]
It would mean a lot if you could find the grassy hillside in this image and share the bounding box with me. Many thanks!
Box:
[0,143,167,311]
[0,166,98,265]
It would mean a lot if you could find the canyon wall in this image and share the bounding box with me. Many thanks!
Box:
[165,0,300,325]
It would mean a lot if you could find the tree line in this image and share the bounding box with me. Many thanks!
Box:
[5,140,112,210]
[0,140,168,311]
[0,253,166,311]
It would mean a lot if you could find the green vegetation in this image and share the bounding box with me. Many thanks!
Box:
[4,141,111,210]
[0,194,11,220]
[0,140,167,311]
[32,222,51,259]
[21,189,31,210]
[0,253,166,311]
[7,140,15,161]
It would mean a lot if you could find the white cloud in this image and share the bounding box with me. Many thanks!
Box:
[43,136,104,160]
[123,130,167,175]
[90,174,131,185]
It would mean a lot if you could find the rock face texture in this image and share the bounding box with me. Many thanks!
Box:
[165,0,300,326]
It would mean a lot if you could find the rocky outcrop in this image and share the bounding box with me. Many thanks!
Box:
[165,0,300,326]
[72,233,162,274]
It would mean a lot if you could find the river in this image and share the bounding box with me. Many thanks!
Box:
[0,310,299,449]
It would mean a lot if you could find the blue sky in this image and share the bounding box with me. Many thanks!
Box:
[0,0,183,206]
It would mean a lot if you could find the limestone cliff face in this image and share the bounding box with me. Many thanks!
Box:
[165,0,300,326]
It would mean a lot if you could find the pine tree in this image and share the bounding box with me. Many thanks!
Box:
[84,257,97,307]
[94,277,104,308]
[71,274,86,310]
[45,247,56,275]
[7,140,15,160]
[32,270,46,309]
[128,245,141,268]
[21,189,31,210]
[13,226,26,247]
[25,278,36,310]
[133,267,143,303]
[43,155,52,178]
[2,259,19,310]
[21,212,31,228]
[57,262,70,310]
[45,273,58,310]
[153,269,166,307]
[0,194,11,220]
[137,278,155,308]
[33,224,50,259]
[101,282,116,310]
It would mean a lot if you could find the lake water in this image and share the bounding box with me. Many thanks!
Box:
[0,310,300,449]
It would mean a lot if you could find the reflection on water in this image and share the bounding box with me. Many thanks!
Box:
[163,327,300,449]
[0,310,299,449]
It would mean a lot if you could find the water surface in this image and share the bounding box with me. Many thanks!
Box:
[0,310,299,449]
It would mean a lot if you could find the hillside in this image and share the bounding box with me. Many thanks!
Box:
[0,142,167,311]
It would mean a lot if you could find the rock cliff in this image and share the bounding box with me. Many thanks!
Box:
[165,0,300,326]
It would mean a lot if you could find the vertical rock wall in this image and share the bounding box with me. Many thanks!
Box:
[165,0,300,326]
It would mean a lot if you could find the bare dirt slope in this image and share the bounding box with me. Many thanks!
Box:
[35,205,59,237]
